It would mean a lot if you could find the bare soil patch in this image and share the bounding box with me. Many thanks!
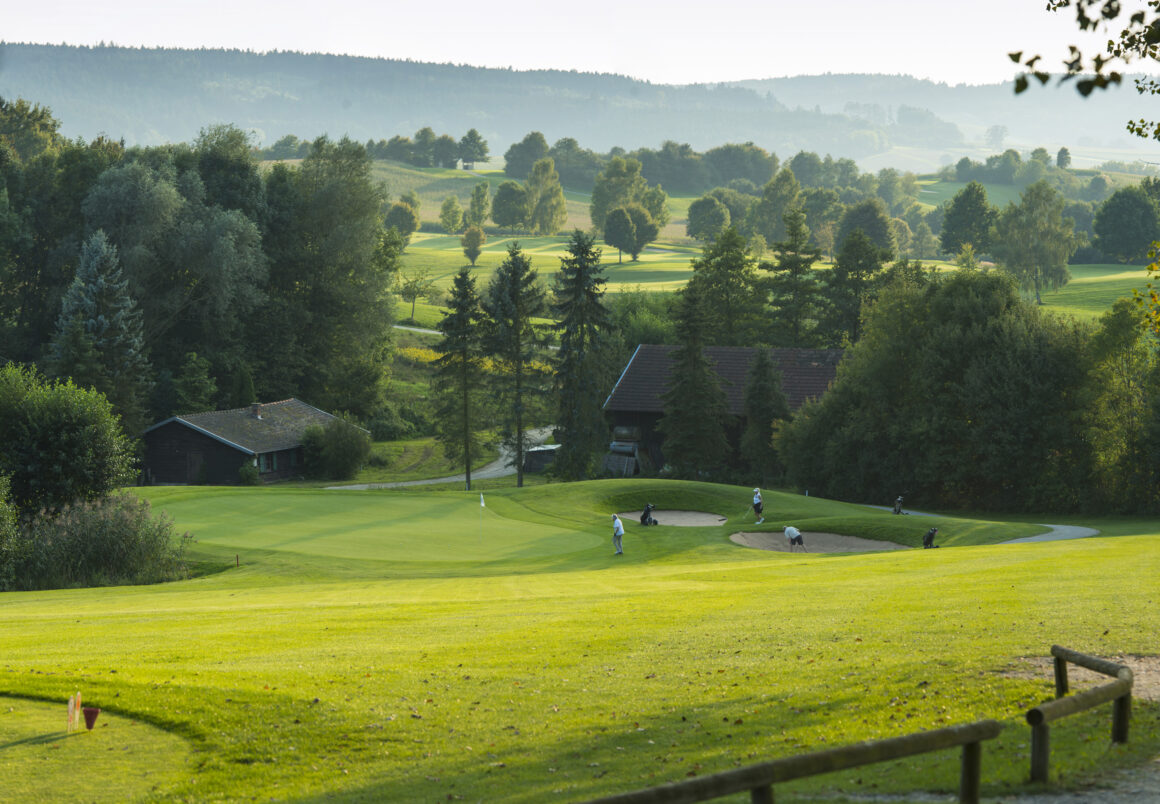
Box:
[1000,654,1160,702]
[730,531,908,554]
[619,510,727,527]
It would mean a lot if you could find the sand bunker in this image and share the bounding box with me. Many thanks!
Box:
[730,531,908,554]
[619,510,728,527]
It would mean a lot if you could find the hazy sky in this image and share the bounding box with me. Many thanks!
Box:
[2,0,1132,86]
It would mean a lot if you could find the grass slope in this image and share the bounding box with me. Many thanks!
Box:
[1041,263,1150,321]
[4,481,1155,803]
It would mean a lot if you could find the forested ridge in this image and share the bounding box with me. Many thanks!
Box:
[2,42,1147,163]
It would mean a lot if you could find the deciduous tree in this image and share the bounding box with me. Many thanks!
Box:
[466,181,490,227]
[439,195,464,234]
[836,197,895,257]
[940,181,997,256]
[384,200,420,245]
[525,157,567,235]
[491,180,529,233]
[751,168,801,243]
[1094,184,1160,262]
[398,266,438,322]
[992,180,1078,304]
[503,131,548,179]
[458,128,489,169]
[603,207,635,263]
[590,156,647,232]
[461,225,486,266]
[686,195,730,242]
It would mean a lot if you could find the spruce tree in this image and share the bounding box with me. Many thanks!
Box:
[434,267,487,490]
[482,243,549,487]
[685,227,764,347]
[551,231,612,480]
[740,349,790,484]
[657,285,732,478]
[173,352,218,414]
[49,230,152,433]
[766,208,823,347]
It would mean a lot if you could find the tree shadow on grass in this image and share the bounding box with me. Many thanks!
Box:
[0,730,69,751]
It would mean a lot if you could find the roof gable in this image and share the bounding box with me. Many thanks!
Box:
[145,399,343,454]
[603,345,842,415]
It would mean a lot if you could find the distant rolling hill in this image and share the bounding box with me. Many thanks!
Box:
[0,43,1153,171]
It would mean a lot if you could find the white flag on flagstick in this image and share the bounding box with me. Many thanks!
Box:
[480,493,485,508]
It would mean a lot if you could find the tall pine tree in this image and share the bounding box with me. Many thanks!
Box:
[433,267,488,490]
[657,284,732,479]
[740,349,790,484]
[766,208,823,347]
[551,231,613,480]
[483,242,549,487]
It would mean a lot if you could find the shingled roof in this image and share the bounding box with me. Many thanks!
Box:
[145,399,342,455]
[603,345,842,415]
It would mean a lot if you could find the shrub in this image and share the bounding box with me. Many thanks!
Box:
[0,476,24,591]
[302,416,371,480]
[368,400,436,440]
[0,364,135,514]
[238,462,261,485]
[0,493,190,591]
[368,402,416,441]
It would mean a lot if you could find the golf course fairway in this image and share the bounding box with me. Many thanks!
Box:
[1,479,1157,803]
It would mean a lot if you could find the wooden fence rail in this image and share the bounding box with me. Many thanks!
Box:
[1026,645,1133,783]
[584,719,1003,804]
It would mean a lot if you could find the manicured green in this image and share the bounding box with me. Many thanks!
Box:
[1,479,1157,802]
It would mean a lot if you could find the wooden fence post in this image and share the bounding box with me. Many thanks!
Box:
[960,741,982,804]
[750,785,773,804]
[1030,723,1050,783]
[1053,655,1068,698]
[1113,693,1131,743]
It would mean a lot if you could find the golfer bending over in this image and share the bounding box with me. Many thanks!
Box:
[611,514,624,555]
[784,525,805,552]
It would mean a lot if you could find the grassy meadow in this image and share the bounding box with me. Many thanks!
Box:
[2,479,1158,802]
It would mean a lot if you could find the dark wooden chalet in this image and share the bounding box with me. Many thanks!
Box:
[601,345,842,473]
[143,399,343,485]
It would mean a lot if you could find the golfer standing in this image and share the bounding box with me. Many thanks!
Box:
[611,514,624,555]
[752,488,764,524]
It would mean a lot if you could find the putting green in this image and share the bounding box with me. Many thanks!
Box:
[146,488,600,562]
[0,696,192,802]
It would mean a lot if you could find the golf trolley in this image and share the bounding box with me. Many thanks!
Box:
[640,503,658,526]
